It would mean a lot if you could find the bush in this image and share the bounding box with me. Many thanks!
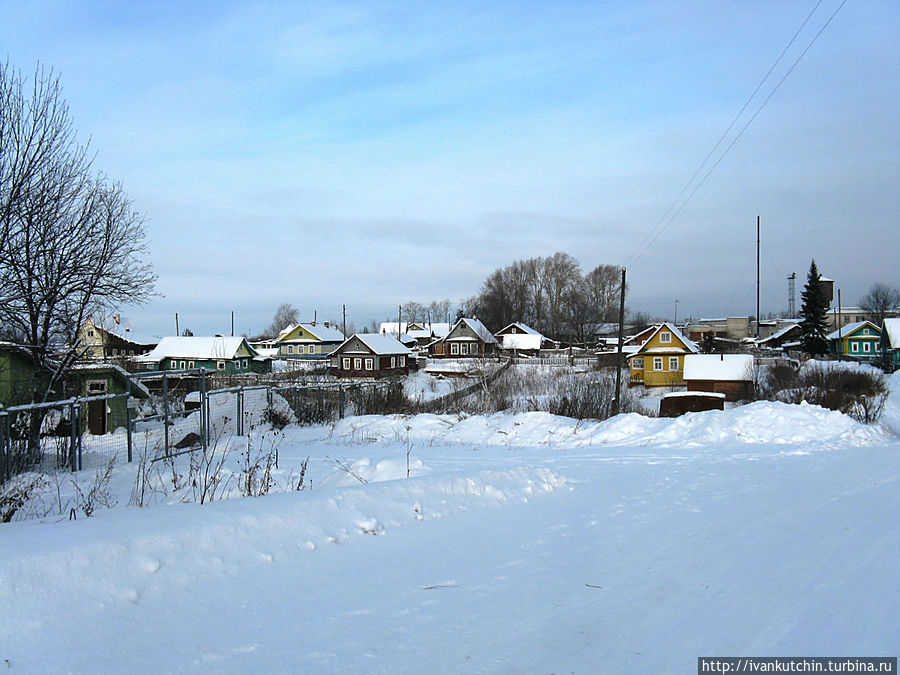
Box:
[767,363,887,423]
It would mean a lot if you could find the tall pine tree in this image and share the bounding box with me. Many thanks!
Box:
[799,259,829,355]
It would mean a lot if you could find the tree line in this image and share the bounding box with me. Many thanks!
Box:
[458,252,623,343]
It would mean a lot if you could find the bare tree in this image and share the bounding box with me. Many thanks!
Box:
[0,62,156,402]
[265,302,299,338]
[860,282,899,326]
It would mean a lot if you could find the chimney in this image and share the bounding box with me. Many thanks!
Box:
[324,321,329,328]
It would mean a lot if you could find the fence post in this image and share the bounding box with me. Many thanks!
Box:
[237,387,243,436]
[162,373,170,456]
[339,385,345,419]
[200,369,208,450]
[0,410,8,483]
[69,401,77,472]
[72,401,83,472]
[126,398,133,463]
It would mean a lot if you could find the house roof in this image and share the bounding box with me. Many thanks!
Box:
[337,334,413,356]
[628,323,698,357]
[445,318,498,344]
[277,322,345,343]
[71,362,151,397]
[683,354,755,382]
[380,322,451,339]
[139,336,257,361]
[884,319,900,348]
[825,321,880,341]
[499,333,544,351]
[758,322,800,345]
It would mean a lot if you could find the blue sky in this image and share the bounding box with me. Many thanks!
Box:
[3,0,897,337]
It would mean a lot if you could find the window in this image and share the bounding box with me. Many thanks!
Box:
[365,358,374,370]
[390,357,396,369]
[659,331,672,343]
[242,359,248,368]
[399,356,406,367]
[217,361,225,370]
[342,358,351,370]
[171,359,178,369]
[88,330,94,337]
[87,380,107,394]
[450,343,459,355]
[460,343,469,355]
[863,342,870,353]
[354,358,362,370]
[288,345,294,355]
[179,360,186,369]
[188,361,194,369]
[851,342,859,353]
[669,357,679,371]
[653,357,664,371]
[633,357,644,370]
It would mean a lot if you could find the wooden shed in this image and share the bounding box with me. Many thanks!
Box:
[682,353,755,401]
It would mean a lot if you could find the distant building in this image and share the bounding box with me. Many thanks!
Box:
[627,323,698,387]
[330,334,412,379]
[275,322,344,359]
[430,318,499,359]
[78,318,157,360]
[138,336,269,374]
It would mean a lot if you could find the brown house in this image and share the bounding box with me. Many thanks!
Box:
[330,334,412,379]
[431,318,499,358]
[682,354,755,401]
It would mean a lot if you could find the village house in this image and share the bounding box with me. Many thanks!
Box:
[329,334,412,379]
[494,323,557,355]
[0,342,40,407]
[78,317,157,361]
[275,322,345,359]
[380,322,451,348]
[69,363,150,434]
[138,336,270,374]
[627,323,698,387]
[430,318,499,359]
[827,321,882,360]
[682,353,755,401]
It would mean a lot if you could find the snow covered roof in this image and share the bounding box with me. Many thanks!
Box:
[629,323,698,356]
[500,334,544,351]
[139,336,256,361]
[683,354,754,381]
[380,322,451,340]
[337,334,413,356]
[277,323,345,343]
[445,318,498,344]
[758,322,800,344]
[71,362,151,397]
[884,319,900,348]
[826,321,879,341]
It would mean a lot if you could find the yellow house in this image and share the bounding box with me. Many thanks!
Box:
[627,323,698,387]
[275,322,345,359]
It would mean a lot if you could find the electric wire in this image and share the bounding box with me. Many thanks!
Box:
[628,0,847,266]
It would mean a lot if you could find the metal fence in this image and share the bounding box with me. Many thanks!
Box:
[0,393,133,485]
[1,367,402,485]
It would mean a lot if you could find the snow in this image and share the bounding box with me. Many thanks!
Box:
[337,333,413,356]
[1,374,898,673]
[140,336,255,361]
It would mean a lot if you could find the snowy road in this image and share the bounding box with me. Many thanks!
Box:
[1,399,898,673]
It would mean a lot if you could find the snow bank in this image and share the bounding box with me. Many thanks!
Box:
[331,400,890,453]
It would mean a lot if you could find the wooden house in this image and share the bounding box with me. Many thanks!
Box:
[682,353,755,401]
[626,323,698,387]
[495,323,557,355]
[0,342,39,407]
[275,322,344,359]
[430,318,499,359]
[78,318,157,360]
[884,319,900,370]
[380,322,451,348]
[69,363,150,434]
[138,336,270,374]
[826,321,882,360]
[329,334,412,379]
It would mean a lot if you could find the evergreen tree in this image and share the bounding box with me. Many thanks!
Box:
[799,259,829,355]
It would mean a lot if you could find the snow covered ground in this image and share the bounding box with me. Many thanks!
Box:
[1,374,898,673]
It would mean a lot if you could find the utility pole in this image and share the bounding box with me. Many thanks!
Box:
[614,267,627,415]
[398,305,402,337]
[342,304,347,337]
[175,313,179,336]
[756,215,761,338]
[231,311,234,337]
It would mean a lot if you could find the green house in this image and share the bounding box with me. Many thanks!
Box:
[0,342,39,407]
[826,321,882,360]
[137,336,270,374]
[69,363,150,434]
[884,319,900,369]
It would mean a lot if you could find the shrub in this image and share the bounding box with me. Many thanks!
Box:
[769,363,887,423]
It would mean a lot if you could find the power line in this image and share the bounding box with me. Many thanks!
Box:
[628,0,847,265]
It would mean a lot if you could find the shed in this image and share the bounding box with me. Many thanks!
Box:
[659,391,726,417]
[683,353,754,401]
